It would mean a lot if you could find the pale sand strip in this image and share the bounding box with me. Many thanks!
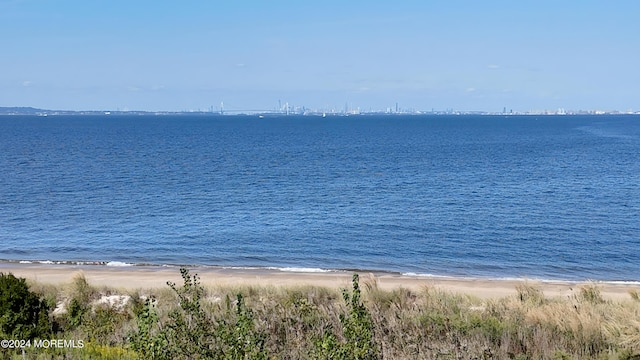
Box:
[2,263,637,300]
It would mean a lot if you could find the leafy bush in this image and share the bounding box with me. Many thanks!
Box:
[131,268,268,360]
[215,294,268,360]
[129,297,167,359]
[84,305,132,346]
[0,272,51,340]
[65,297,88,330]
[58,272,95,331]
[315,273,380,360]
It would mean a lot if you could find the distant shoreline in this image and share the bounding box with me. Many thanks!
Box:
[2,262,637,300]
[2,107,639,116]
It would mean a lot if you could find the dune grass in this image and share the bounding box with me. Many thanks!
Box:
[3,270,640,359]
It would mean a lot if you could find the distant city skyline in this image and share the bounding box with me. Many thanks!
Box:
[2,1,639,112]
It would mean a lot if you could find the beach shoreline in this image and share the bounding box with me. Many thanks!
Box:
[2,262,637,300]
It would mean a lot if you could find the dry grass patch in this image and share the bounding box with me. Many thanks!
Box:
[7,271,640,359]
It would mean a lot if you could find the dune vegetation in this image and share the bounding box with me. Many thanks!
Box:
[1,269,639,359]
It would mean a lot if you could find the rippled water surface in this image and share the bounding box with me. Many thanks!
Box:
[1,115,638,280]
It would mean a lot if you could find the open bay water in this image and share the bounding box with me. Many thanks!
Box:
[0,115,638,281]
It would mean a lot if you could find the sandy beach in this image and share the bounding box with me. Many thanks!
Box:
[2,262,637,301]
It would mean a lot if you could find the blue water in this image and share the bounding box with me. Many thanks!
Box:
[1,115,638,281]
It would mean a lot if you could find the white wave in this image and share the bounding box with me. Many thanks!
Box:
[106,261,133,267]
[402,272,450,278]
[599,280,640,285]
[277,267,331,273]
[38,260,55,264]
[535,278,576,284]
[19,260,33,264]
[221,266,265,271]
[218,266,332,273]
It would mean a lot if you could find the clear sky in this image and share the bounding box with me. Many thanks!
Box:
[2,0,639,112]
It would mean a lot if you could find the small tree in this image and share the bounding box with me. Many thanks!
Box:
[0,273,51,340]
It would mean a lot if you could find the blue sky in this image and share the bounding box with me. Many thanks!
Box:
[1,0,639,112]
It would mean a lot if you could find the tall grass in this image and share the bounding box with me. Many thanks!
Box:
[7,270,640,359]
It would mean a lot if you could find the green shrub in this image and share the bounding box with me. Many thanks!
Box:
[0,272,51,340]
[315,273,380,360]
[163,268,222,359]
[131,268,268,360]
[129,297,168,359]
[83,305,131,346]
[215,294,268,360]
[65,297,88,330]
[60,272,95,331]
